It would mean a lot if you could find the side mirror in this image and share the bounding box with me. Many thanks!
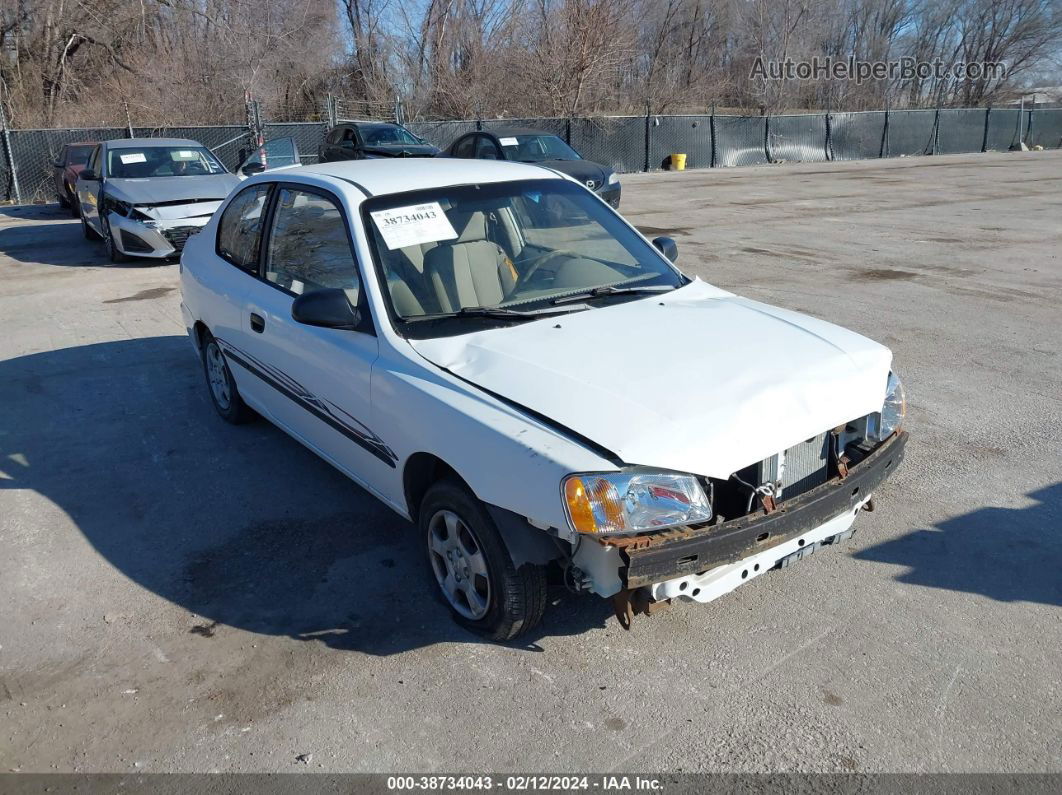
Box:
[80,169,99,181]
[53,159,64,168]
[241,162,266,176]
[340,140,356,149]
[291,287,360,330]
[652,236,678,263]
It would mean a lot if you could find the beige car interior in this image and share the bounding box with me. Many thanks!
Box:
[382,209,522,317]
[259,191,636,320]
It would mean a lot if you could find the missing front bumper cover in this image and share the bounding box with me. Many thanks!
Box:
[622,431,907,589]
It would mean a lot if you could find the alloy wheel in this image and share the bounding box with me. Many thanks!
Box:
[205,343,232,409]
[427,509,491,620]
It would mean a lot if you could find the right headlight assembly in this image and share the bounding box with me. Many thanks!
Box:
[871,371,906,441]
[563,471,712,535]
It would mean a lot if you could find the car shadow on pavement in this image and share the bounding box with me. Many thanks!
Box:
[0,204,72,220]
[0,203,166,268]
[0,336,611,656]
[0,204,106,267]
[854,483,1062,607]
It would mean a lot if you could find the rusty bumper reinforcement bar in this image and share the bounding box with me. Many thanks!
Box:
[622,431,908,589]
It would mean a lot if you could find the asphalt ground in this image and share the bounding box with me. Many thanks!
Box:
[1,150,1060,773]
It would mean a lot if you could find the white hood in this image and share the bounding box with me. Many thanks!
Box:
[409,280,893,479]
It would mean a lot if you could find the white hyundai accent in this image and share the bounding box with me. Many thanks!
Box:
[180,159,907,639]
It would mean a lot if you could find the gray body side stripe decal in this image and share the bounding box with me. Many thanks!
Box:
[217,339,397,468]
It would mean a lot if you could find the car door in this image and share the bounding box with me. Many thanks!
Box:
[322,127,344,162]
[205,182,275,411]
[237,184,392,491]
[78,145,104,233]
[53,146,67,198]
[326,127,358,161]
[341,127,362,160]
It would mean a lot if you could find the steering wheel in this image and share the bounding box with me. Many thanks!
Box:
[508,248,578,297]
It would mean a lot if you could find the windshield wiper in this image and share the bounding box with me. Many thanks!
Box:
[405,305,572,323]
[549,284,677,305]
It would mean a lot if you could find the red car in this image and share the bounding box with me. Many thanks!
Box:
[53,141,97,216]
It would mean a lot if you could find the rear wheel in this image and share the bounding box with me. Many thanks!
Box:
[421,479,547,641]
[201,332,254,424]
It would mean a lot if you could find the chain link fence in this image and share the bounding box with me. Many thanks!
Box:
[713,115,769,167]
[829,111,887,160]
[770,113,830,163]
[883,109,937,157]
[4,106,1062,203]
[650,116,712,170]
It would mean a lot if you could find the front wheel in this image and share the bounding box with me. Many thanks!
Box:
[421,479,547,640]
[81,214,102,240]
[103,218,131,263]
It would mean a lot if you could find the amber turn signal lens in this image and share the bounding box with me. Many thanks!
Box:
[564,476,598,534]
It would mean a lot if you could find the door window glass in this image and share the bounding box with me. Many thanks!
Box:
[217,184,271,271]
[266,188,360,299]
[475,137,501,160]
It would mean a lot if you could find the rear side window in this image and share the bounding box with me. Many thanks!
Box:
[265,188,360,297]
[453,136,476,158]
[67,145,94,166]
[217,184,271,271]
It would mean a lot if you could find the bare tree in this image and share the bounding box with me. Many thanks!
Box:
[2,0,1060,127]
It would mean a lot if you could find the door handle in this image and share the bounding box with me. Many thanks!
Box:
[250,313,265,333]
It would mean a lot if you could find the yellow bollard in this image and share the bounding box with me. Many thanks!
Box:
[670,153,687,170]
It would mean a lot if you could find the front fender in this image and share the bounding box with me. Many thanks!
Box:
[375,353,618,538]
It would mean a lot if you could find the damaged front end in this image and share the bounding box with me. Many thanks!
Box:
[567,421,907,629]
[104,196,223,258]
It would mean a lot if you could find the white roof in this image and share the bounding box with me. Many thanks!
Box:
[292,158,565,197]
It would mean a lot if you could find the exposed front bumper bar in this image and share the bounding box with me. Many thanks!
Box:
[623,431,908,588]
[648,502,864,603]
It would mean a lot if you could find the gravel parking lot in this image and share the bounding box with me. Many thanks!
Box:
[1,151,1060,774]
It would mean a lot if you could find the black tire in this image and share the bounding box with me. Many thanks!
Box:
[200,331,254,424]
[420,478,547,641]
[68,192,80,218]
[81,214,102,241]
[57,193,69,208]
[103,218,131,263]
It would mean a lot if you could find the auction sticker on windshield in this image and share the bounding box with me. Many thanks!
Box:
[370,202,458,250]
[119,153,147,164]
[499,137,519,147]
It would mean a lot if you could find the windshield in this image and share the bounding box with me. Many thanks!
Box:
[361,126,422,146]
[363,179,683,337]
[500,135,581,162]
[67,145,95,166]
[106,146,226,178]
